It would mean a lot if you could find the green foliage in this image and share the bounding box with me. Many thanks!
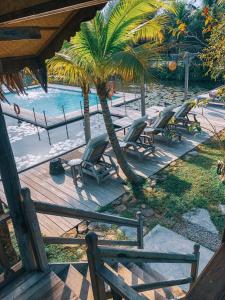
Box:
[50,0,167,87]
[45,244,84,263]
[142,134,225,233]
[200,20,225,80]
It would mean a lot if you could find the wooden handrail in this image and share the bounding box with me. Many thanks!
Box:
[99,247,197,264]
[34,201,139,227]
[43,237,138,247]
[98,266,144,300]
[131,277,193,292]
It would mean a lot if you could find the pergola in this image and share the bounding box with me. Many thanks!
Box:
[0,0,107,274]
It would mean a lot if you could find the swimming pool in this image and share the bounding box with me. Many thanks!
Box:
[5,86,119,117]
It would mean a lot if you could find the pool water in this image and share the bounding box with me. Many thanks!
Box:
[5,86,119,117]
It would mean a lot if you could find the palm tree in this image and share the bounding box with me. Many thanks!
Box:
[48,52,92,143]
[67,0,166,184]
[56,0,166,184]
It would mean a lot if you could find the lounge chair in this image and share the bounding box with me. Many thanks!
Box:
[145,107,182,143]
[119,115,155,160]
[173,100,200,132]
[62,134,119,185]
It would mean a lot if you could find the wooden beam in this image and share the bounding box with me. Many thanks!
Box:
[0,0,107,25]
[0,104,37,271]
[0,27,41,41]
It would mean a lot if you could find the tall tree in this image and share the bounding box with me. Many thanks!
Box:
[64,0,166,184]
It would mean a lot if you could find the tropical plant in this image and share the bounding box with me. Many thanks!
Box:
[48,52,92,143]
[54,0,167,184]
[200,19,225,80]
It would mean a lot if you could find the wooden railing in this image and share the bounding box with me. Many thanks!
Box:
[20,187,144,271]
[0,210,23,289]
[85,232,200,300]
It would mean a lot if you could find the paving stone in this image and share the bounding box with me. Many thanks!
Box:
[182,208,218,234]
[143,225,214,291]
[121,193,132,204]
[119,226,137,241]
[188,150,199,156]
[142,208,154,218]
[77,222,88,234]
[219,204,225,215]
[115,204,127,213]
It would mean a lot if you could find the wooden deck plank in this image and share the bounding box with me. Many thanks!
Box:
[20,176,79,235]
[32,165,99,210]
[30,168,97,211]
[36,163,123,208]
[23,168,96,212]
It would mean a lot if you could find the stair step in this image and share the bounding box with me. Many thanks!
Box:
[0,271,47,299]
[127,263,185,300]
[0,270,78,300]
[110,262,167,299]
[58,264,94,300]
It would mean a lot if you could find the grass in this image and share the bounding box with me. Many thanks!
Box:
[111,131,225,235]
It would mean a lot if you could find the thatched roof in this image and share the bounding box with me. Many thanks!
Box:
[0,0,107,96]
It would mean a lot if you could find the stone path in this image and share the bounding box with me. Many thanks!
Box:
[143,225,214,292]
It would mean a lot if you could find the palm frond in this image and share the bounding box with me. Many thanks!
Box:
[0,72,26,102]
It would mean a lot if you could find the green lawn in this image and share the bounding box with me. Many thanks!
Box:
[107,131,225,235]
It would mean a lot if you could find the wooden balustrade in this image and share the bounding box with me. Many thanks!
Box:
[33,198,144,249]
[85,232,200,300]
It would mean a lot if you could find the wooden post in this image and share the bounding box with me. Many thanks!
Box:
[136,211,144,249]
[184,52,190,101]
[21,188,49,272]
[190,244,200,288]
[0,104,36,271]
[140,75,146,117]
[111,290,122,300]
[85,232,106,300]
[0,239,10,276]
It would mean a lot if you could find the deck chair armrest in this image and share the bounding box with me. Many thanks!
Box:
[125,141,139,148]
[175,116,187,122]
[139,135,153,143]
[82,160,95,168]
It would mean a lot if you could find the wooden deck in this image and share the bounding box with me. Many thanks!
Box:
[0,146,125,236]
[0,104,225,237]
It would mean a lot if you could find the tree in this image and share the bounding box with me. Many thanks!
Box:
[64,0,166,184]
[200,20,225,80]
[48,52,92,143]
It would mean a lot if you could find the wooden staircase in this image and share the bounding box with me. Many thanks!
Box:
[0,262,186,300]
[52,262,186,300]
[0,190,201,300]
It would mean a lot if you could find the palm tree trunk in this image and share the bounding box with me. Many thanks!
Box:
[140,75,146,117]
[96,82,141,184]
[83,89,91,143]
